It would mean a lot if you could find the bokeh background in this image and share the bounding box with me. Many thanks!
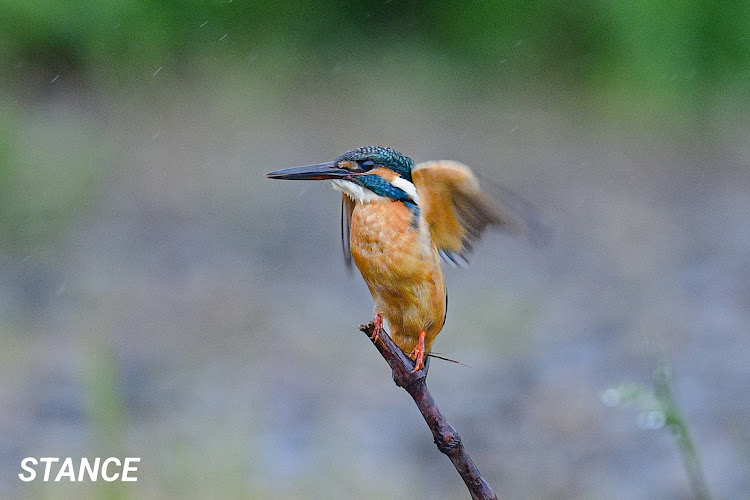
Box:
[1,1,749,498]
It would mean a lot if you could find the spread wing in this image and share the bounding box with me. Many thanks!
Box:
[412,160,546,266]
[340,193,355,270]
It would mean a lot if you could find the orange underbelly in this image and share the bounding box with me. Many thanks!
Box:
[349,201,446,354]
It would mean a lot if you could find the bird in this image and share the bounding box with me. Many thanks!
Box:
[267,146,542,372]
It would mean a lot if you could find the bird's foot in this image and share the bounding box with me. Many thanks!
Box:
[408,331,427,373]
[371,313,383,342]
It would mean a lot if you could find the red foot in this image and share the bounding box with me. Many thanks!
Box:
[371,313,383,342]
[409,331,426,372]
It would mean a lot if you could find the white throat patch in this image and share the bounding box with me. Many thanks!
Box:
[331,178,420,205]
[331,179,388,204]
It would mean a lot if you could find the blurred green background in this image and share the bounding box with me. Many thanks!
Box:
[1,1,749,498]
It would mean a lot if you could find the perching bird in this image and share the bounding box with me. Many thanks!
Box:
[267,146,542,371]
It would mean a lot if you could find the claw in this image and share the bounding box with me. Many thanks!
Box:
[408,331,426,372]
[371,313,383,342]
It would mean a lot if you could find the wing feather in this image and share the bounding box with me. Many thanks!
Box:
[340,193,355,270]
[412,160,546,265]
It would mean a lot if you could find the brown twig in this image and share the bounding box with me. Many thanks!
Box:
[359,322,498,500]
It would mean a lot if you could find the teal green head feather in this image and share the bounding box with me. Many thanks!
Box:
[336,146,414,182]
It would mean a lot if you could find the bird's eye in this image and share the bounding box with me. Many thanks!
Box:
[359,160,375,171]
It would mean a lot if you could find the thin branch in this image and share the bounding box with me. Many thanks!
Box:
[360,322,498,500]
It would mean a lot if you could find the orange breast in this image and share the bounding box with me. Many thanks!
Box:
[349,201,446,354]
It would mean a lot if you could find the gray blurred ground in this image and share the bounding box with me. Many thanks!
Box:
[1,73,749,498]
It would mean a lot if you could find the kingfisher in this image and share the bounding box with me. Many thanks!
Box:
[267,146,539,372]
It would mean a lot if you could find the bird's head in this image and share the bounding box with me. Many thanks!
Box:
[267,146,419,205]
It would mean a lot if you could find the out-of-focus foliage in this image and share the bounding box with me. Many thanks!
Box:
[1,1,748,112]
[0,100,105,252]
[604,366,711,499]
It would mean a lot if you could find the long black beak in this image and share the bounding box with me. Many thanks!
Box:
[266,161,352,180]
